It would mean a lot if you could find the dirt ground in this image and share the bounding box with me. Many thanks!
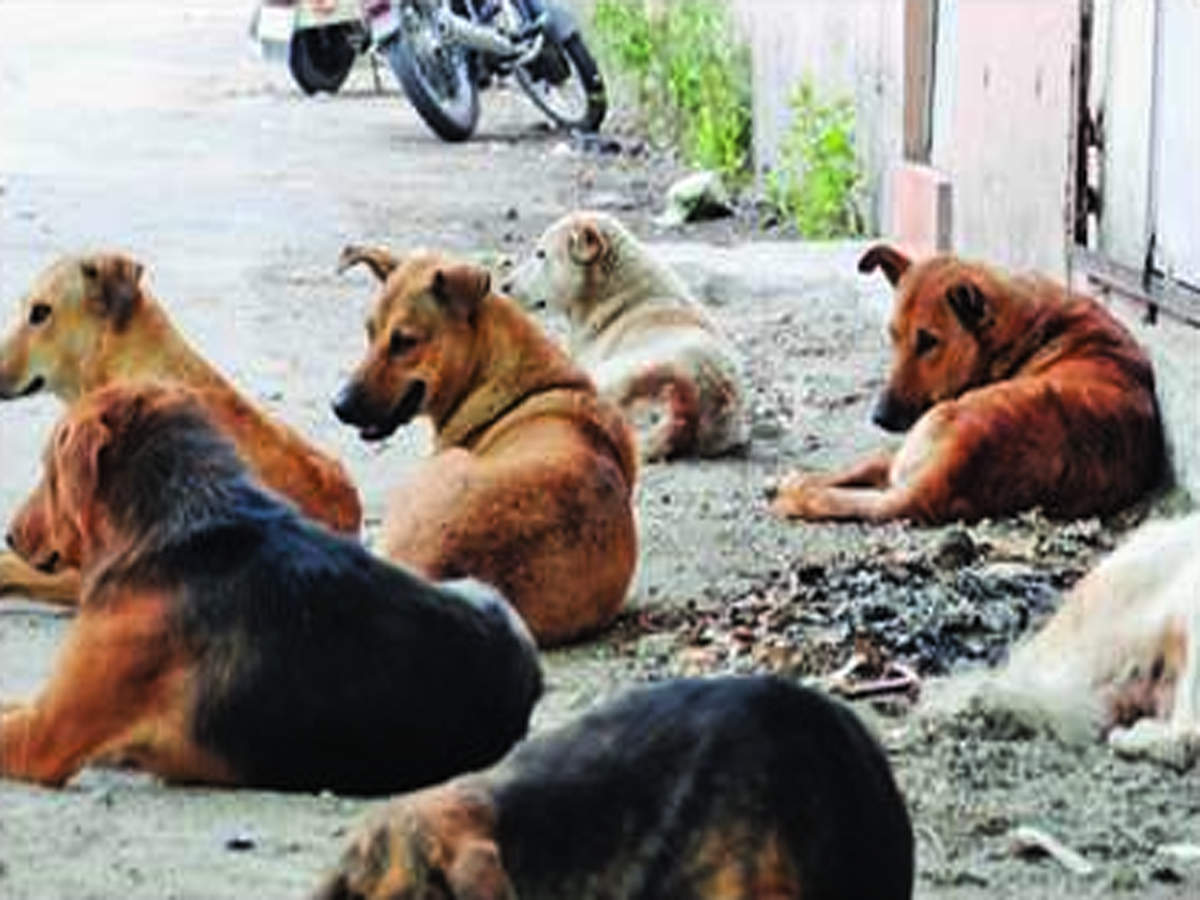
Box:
[0,3,1195,898]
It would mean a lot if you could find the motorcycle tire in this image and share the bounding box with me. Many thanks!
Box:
[516,33,606,133]
[386,36,480,142]
[289,24,358,95]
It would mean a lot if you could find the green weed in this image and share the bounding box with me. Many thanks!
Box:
[766,79,865,238]
[592,0,752,183]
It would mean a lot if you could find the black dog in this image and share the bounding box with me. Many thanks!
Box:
[2,383,542,794]
[314,675,914,899]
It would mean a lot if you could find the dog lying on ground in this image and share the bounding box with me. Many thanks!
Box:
[769,244,1163,523]
[0,252,362,604]
[312,675,914,900]
[931,513,1200,770]
[503,211,748,461]
[332,246,638,647]
[1,383,541,792]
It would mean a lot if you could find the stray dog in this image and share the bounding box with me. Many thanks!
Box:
[332,246,639,647]
[770,244,1163,523]
[0,252,362,604]
[503,211,748,461]
[312,676,915,900]
[933,513,1200,770]
[1,383,541,792]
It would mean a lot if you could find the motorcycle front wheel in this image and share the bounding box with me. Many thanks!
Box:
[386,34,480,142]
[515,33,606,132]
[289,24,358,95]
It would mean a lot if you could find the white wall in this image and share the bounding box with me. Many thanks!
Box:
[733,0,905,233]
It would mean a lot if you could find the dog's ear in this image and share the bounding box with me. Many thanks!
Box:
[857,243,911,287]
[54,412,112,542]
[445,839,516,900]
[338,245,400,282]
[432,263,490,321]
[568,220,607,266]
[946,282,990,332]
[81,254,144,330]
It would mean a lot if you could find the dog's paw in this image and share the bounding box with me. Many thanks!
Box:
[1108,719,1200,772]
[765,471,820,515]
[0,551,27,595]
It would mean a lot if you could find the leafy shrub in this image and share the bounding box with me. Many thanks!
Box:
[766,79,865,238]
[592,0,752,182]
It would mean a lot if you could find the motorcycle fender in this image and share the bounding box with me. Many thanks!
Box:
[295,0,361,29]
[543,3,580,43]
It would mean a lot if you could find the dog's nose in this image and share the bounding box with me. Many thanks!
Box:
[871,392,917,433]
[332,381,369,426]
[5,531,15,551]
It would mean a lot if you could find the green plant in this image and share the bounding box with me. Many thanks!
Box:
[592,0,752,183]
[766,79,865,238]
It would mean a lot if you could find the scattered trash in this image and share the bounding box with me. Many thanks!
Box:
[224,833,257,852]
[655,171,733,226]
[1010,825,1095,876]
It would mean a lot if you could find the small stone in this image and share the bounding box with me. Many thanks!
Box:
[934,528,978,569]
[504,206,519,221]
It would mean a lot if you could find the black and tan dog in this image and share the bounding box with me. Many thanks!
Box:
[1,383,541,793]
[0,252,362,604]
[333,246,638,647]
[313,676,915,899]
[770,244,1163,523]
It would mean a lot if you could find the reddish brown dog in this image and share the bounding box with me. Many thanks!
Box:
[771,244,1163,523]
[332,246,638,647]
[0,253,362,603]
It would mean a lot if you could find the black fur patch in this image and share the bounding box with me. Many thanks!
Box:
[92,396,542,795]
[491,676,913,899]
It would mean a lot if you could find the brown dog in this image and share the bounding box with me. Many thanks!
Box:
[771,244,1163,523]
[312,676,914,900]
[2,383,541,791]
[0,252,362,603]
[332,246,638,647]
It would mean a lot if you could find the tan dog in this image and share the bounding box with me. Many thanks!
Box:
[931,513,1200,770]
[332,245,638,647]
[0,252,362,604]
[771,244,1163,523]
[503,211,748,461]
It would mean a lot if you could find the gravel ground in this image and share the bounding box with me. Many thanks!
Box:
[0,3,1195,898]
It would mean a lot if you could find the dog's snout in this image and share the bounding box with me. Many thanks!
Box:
[871,392,918,433]
[332,381,368,426]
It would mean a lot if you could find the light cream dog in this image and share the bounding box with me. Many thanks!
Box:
[503,211,748,461]
[931,513,1200,769]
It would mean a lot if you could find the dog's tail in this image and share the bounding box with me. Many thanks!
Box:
[617,361,702,461]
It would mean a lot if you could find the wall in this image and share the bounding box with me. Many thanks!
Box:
[732,0,905,233]
[929,0,1078,277]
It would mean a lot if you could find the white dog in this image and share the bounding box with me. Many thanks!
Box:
[931,513,1200,769]
[503,211,748,461]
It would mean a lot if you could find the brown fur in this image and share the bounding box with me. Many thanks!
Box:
[0,252,362,604]
[333,246,638,647]
[771,244,1163,523]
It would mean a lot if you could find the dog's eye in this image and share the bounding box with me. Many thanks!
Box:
[389,331,418,356]
[28,303,52,326]
[915,329,939,356]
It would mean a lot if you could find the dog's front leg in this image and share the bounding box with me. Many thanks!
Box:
[0,551,81,605]
[770,482,917,522]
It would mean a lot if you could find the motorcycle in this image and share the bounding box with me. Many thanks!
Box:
[252,0,607,142]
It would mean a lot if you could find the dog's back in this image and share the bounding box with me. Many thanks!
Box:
[83,393,541,794]
[164,506,542,794]
[491,676,913,899]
